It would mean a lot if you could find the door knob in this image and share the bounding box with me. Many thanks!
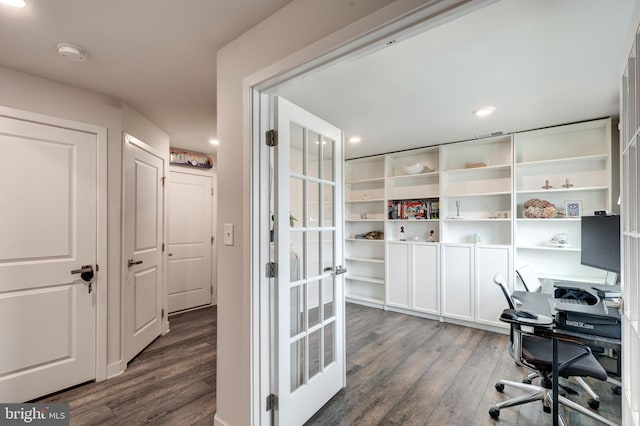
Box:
[127,259,143,268]
[71,264,94,282]
[335,265,347,275]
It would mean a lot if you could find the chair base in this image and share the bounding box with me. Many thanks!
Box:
[489,379,618,426]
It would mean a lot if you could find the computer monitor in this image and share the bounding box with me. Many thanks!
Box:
[581,215,621,276]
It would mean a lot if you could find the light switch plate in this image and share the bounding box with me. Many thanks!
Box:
[224,223,234,246]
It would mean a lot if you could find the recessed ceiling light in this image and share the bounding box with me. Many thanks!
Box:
[57,43,88,62]
[473,106,496,117]
[209,139,219,145]
[0,0,26,7]
[349,136,361,143]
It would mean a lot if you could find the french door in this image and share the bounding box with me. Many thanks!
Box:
[272,96,345,425]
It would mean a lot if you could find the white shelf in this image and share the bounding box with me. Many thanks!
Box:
[515,153,608,168]
[345,295,384,305]
[345,256,385,264]
[387,171,439,180]
[345,198,385,203]
[346,219,385,222]
[516,218,581,222]
[346,177,385,184]
[515,245,581,252]
[345,275,385,285]
[387,219,439,222]
[345,238,385,243]
[444,218,511,222]
[516,186,608,195]
[445,190,511,198]
[443,163,511,175]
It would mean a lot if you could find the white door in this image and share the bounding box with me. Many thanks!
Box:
[273,97,345,425]
[167,171,212,313]
[386,242,410,309]
[0,113,97,402]
[123,134,164,364]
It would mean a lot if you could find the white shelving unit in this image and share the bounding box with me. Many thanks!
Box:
[513,118,614,282]
[343,118,615,333]
[345,155,386,306]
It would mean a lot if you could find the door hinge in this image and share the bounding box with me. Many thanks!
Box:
[161,176,166,186]
[266,393,278,411]
[211,236,214,244]
[162,308,165,318]
[96,264,99,272]
[162,243,165,252]
[266,129,278,147]
[211,286,213,295]
[266,262,278,278]
[211,188,214,196]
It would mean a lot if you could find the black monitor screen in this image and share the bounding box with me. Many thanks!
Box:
[581,215,621,273]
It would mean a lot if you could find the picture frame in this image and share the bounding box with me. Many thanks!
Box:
[565,200,582,217]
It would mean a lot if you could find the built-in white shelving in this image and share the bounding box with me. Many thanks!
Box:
[344,117,615,332]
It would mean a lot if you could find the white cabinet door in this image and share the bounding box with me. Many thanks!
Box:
[386,242,410,309]
[442,243,474,321]
[476,245,512,329]
[413,243,440,315]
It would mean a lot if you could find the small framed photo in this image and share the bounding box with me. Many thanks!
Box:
[565,201,582,217]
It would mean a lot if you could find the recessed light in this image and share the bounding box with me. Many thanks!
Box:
[209,139,219,145]
[349,136,361,143]
[0,0,26,7]
[473,106,496,117]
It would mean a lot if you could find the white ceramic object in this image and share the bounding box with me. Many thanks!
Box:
[402,162,426,174]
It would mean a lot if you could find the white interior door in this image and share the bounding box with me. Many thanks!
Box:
[273,97,345,425]
[123,134,164,364]
[0,112,97,402]
[167,171,212,313]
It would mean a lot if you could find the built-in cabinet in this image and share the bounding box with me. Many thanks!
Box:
[344,117,614,332]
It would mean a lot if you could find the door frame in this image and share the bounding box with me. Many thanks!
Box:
[120,133,169,368]
[248,1,496,423]
[0,105,109,382]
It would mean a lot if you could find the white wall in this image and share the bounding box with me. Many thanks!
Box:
[0,66,169,373]
[214,0,457,424]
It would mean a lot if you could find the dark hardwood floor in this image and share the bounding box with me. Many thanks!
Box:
[37,303,620,425]
[307,303,621,426]
[37,306,217,425]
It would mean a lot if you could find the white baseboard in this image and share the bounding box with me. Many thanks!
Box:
[106,361,125,379]
[213,413,230,426]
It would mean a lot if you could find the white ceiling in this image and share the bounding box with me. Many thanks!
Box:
[0,0,293,154]
[278,0,635,159]
[0,1,634,159]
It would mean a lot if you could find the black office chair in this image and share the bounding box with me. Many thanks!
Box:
[489,274,616,426]
[516,264,602,410]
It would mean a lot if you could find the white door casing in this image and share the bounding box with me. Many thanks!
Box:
[0,107,107,402]
[167,171,212,313]
[273,97,345,425]
[122,134,165,364]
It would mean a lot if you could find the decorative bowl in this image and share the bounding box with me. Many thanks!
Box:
[402,163,425,174]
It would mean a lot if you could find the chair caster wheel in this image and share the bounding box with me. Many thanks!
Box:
[522,378,532,384]
[495,383,505,392]
[588,398,600,410]
[489,407,500,419]
[543,406,551,413]
[612,385,622,395]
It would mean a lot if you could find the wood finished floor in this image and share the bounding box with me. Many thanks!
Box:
[36,303,620,425]
[36,306,217,425]
[307,303,621,426]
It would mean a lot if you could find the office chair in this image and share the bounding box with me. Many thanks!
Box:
[489,274,616,426]
[515,265,602,409]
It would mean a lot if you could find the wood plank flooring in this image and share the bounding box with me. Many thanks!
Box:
[307,303,622,426]
[36,303,620,426]
[36,306,217,425]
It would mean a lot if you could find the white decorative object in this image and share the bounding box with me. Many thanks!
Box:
[402,163,426,175]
